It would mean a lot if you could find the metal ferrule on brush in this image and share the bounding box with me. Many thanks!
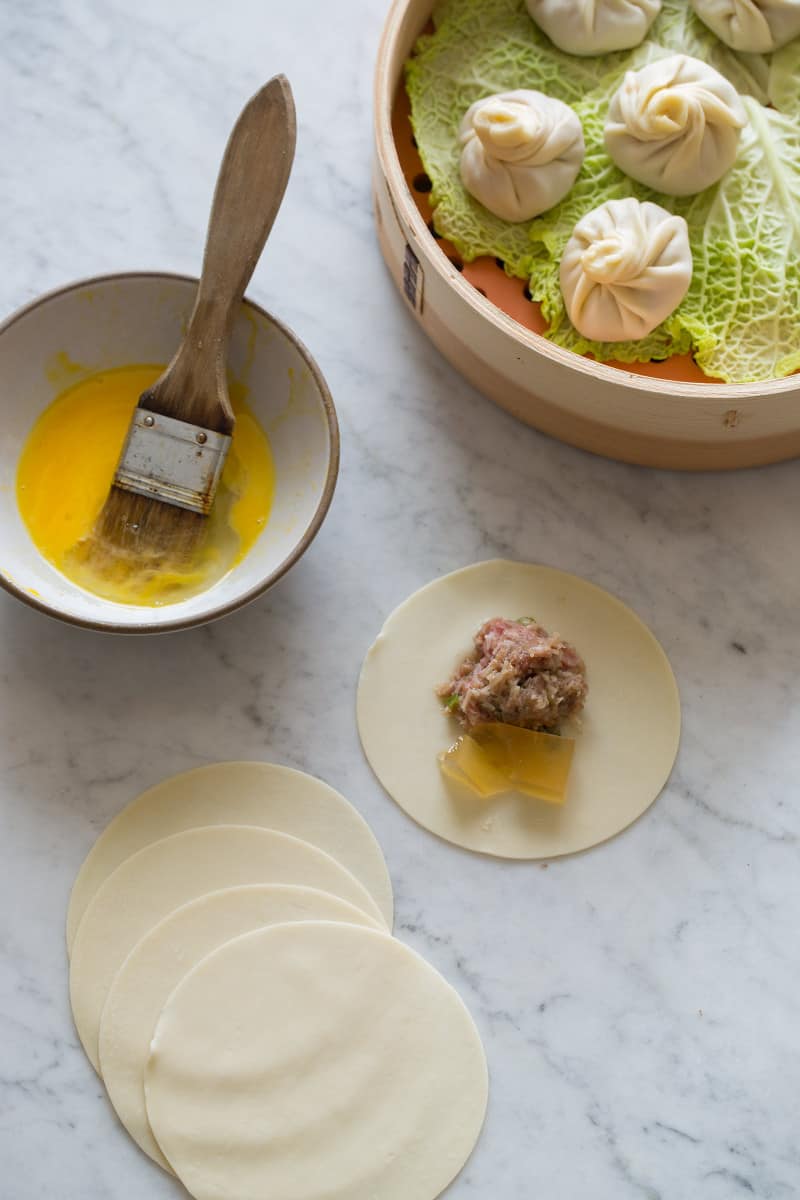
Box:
[113,409,232,516]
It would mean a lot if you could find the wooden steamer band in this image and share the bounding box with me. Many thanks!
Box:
[373,0,800,470]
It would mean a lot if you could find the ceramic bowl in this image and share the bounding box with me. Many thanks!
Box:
[0,272,339,633]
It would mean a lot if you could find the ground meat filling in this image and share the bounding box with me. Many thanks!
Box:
[437,617,588,732]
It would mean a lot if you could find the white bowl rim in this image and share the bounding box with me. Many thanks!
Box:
[0,270,340,635]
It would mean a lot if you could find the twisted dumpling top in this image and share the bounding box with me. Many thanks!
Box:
[526,0,661,55]
[459,90,585,223]
[560,197,693,342]
[691,0,800,52]
[604,55,748,196]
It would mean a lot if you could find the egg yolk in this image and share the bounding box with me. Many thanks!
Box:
[16,364,275,606]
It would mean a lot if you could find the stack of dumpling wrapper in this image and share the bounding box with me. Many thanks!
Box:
[66,762,488,1200]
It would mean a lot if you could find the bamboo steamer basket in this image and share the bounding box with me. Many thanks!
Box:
[372,0,800,469]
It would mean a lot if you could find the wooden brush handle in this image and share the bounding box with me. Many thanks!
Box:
[144,75,297,433]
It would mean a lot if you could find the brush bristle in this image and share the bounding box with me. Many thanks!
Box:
[73,487,208,575]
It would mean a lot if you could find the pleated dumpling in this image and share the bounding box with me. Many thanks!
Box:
[560,198,692,342]
[459,90,585,223]
[604,55,747,196]
[526,0,661,55]
[690,0,800,52]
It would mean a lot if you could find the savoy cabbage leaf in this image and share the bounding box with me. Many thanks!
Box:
[406,0,800,381]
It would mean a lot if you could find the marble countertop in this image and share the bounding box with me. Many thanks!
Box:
[1,2,799,1197]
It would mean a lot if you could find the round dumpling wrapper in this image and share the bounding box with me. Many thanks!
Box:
[66,761,393,948]
[560,197,692,342]
[690,0,800,52]
[527,0,661,54]
[144,922,488,1200]
[459,90,585,223]
[604,54,747,196]
[99,884,384,1172]
[357,561,680,859]
[69,824,387,1071]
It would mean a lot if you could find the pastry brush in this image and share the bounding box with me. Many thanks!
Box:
[81,75,296,572]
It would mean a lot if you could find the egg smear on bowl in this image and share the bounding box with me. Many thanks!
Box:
[16,364,275,607]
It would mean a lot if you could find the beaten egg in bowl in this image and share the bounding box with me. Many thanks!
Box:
[16,363,275,607]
